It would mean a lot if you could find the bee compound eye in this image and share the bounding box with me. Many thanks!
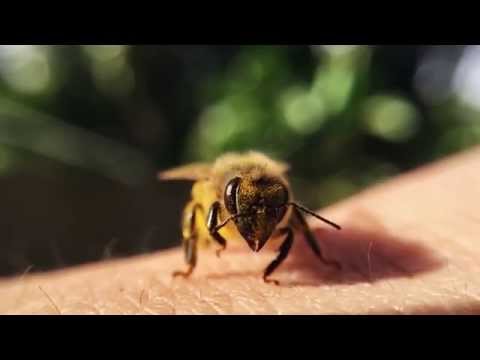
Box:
[224,177,241,215]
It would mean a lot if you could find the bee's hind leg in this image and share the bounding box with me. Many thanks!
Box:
[172,236,197,278]
[292,206,341,270]
[172,203,201,279]
[263,227,294,285]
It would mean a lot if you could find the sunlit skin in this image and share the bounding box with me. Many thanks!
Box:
[2,146,479,314]
[158,151,342,285]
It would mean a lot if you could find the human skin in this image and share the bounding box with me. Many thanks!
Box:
[1,146,480,314]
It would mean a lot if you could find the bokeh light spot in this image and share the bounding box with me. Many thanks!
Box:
[453,46,480,110]
[311,45,360,57]
[82,45,126,62]
[363,95,419,142]
[0,45,52,94]
[282,87,327,134]
[312,66,355,115]
[83,45,134,97]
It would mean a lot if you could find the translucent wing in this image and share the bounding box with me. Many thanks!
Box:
[157,162,212,181]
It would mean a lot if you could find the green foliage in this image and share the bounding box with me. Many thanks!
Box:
[0,45,479,208]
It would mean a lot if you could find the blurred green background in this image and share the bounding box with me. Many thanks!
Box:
[0,45,478,276]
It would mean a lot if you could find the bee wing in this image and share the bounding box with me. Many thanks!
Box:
[157,162,213,181]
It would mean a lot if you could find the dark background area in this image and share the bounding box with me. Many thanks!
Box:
[0,45,478,277]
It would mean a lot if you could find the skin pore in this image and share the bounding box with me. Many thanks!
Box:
[1,146,480,314]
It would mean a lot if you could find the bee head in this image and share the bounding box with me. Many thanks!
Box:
[224,176,289,252]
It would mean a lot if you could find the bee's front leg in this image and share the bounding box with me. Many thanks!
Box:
[263,227,294,285]
[206,201,227,258]
[292,206,341,270]
[173,203,201,278]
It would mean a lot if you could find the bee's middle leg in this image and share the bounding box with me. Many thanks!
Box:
[173,203,201,278]
[263,227,294,285]
[206,201,227,258]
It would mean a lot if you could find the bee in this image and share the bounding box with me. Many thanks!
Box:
[158,151,341,285]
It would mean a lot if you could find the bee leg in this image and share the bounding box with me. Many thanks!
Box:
[292,206,342,270]
[172,203,201,278]
[263,227,294,285]
[172,236,197,278]
[206,201,227,258]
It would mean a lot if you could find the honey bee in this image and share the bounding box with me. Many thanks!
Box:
[158,151,341,285]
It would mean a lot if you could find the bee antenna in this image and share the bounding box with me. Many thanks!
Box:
[287,202,341,230]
